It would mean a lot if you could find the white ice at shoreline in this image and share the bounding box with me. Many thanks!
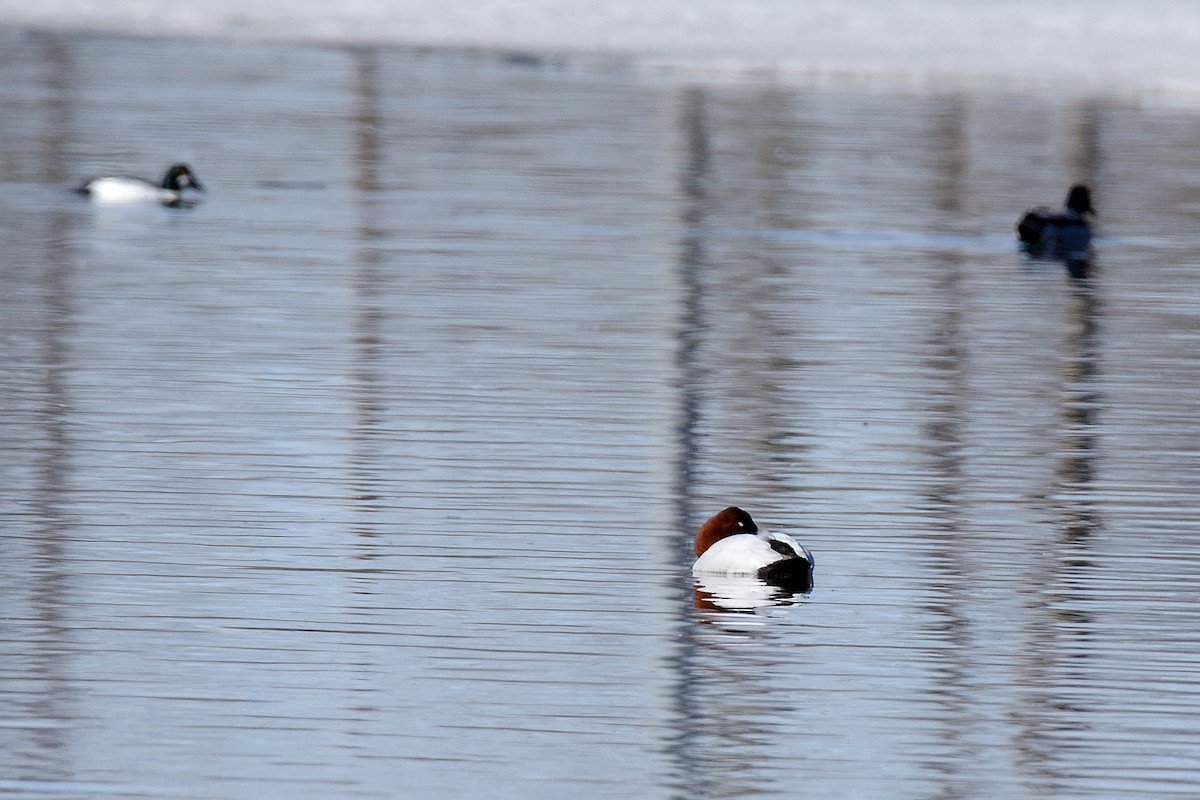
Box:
[3,0,1200,97]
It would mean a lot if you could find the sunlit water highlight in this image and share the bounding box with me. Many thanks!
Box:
[1,33,1199,800]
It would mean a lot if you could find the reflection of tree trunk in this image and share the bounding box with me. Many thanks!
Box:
[1071,100,1102,191]
[1055,98,1104,540]
[666,84,709,798]
[1066,99,1104,279]
[920,93,979,788]
[1013,227,1104,790]
[674,86,709,554]
[30,32,77,780]
[349,46,387,547]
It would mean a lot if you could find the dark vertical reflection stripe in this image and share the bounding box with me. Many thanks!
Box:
[673,85,710,546]
[666,84,710,800]
[349,45,388,548]
[919,93,977,796]
[29,32,76,782]
[1071,100,1103,190]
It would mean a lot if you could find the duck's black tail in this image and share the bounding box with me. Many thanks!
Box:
[757,558,814,593]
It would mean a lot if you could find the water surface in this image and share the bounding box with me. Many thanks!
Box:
[2,35,1200,800]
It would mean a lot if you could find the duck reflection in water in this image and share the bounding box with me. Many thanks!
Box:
[691,507,814,611]
[1016,184,1096,277]
[693,576,810,612]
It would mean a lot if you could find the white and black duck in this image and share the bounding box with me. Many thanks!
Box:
[77,163,205,207]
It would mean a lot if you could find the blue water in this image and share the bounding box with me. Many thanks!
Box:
[2,33,1200,800]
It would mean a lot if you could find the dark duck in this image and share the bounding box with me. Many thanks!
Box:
[1016,185,1095,253]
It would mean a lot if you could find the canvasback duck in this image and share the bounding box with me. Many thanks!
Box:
[692,507,813,589]
[77,163,205,207]
[1016,185,1095,251]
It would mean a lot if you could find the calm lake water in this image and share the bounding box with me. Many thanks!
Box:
[2,33,1200,800]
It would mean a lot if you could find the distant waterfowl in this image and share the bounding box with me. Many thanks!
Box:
[1016,185,1094,251]
[692,507,813,590]
[77,163,205,207]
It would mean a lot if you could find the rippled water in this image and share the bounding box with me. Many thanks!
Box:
[2,34,1200,800]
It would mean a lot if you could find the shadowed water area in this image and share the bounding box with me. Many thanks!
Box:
[2,33,1200,800]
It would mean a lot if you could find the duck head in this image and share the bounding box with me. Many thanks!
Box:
[163,163,204,193]
[694,506,758,556]
[1065,185,1094,215]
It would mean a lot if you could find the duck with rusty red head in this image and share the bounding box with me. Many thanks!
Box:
[692,507,813,590]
